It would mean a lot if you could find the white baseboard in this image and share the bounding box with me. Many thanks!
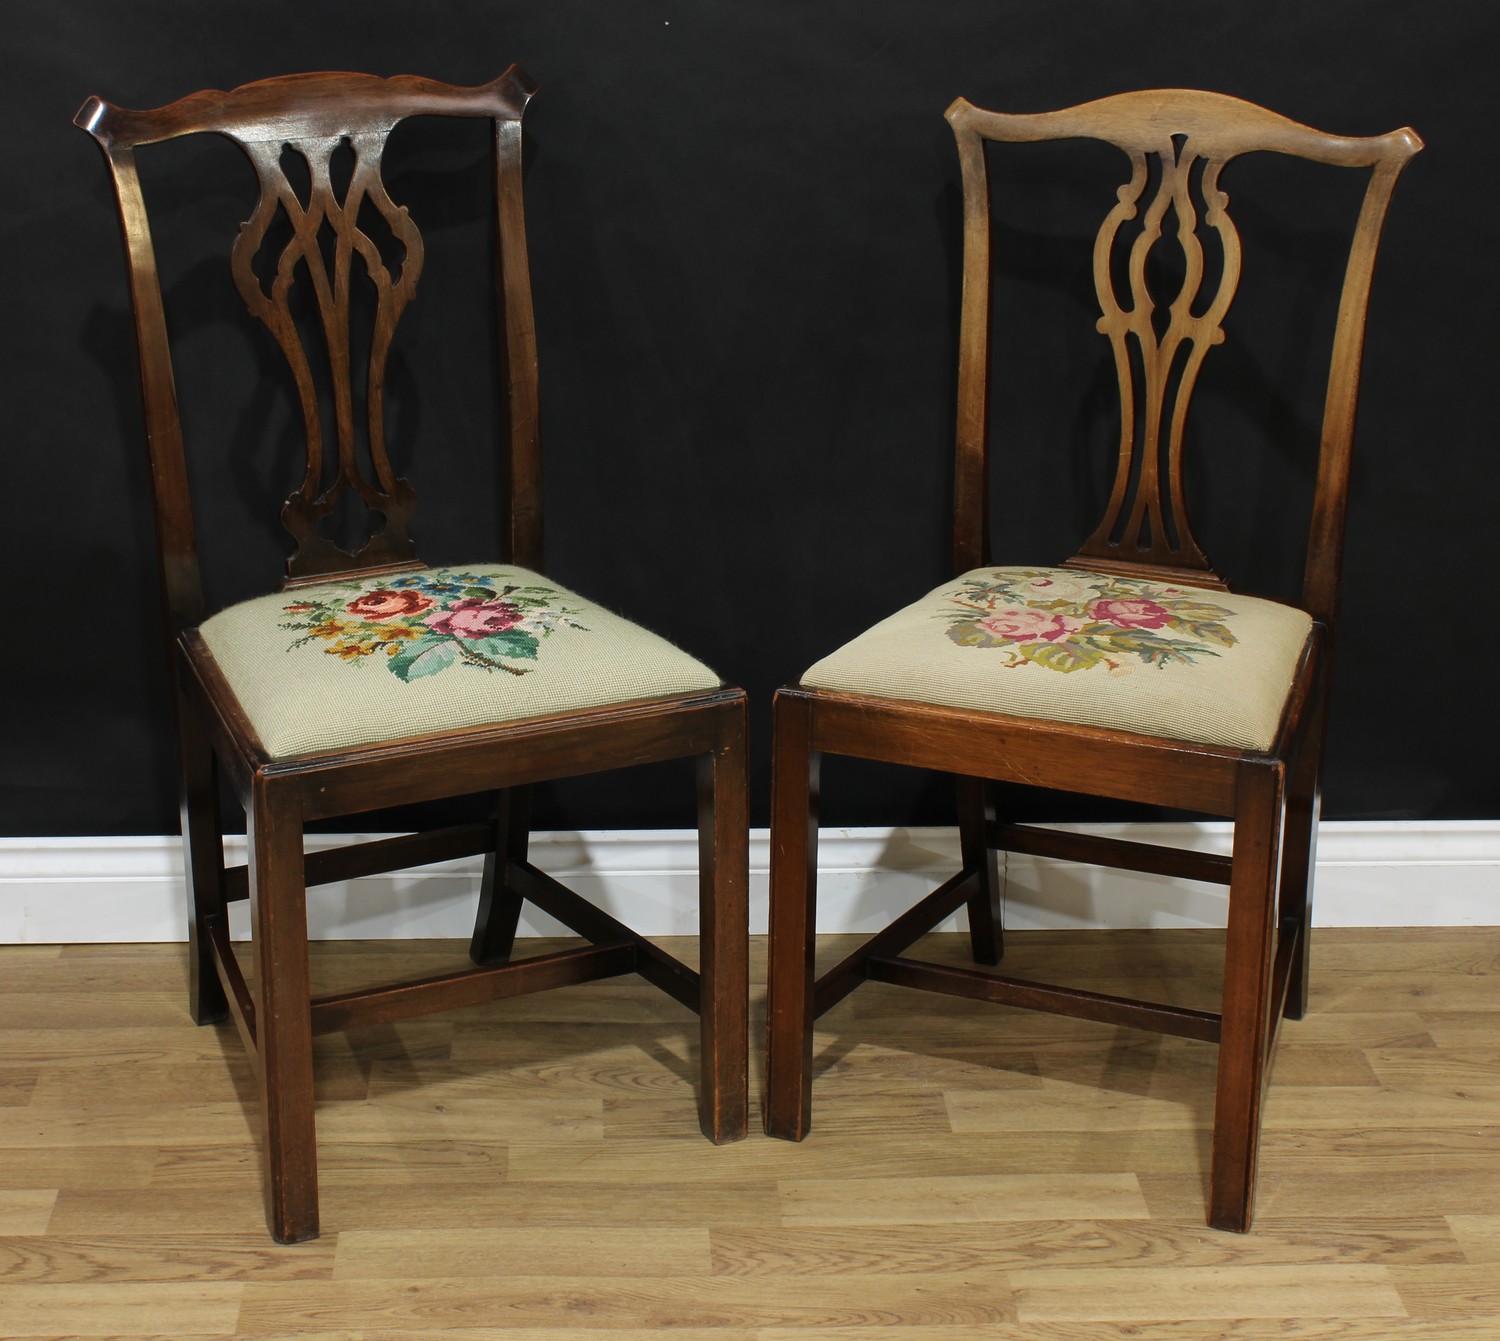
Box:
[1,822,1495,944]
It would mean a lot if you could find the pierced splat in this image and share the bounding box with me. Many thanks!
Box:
[1064,134,1240,588]
[231,130,424,582]
[75,68,540,633]
[945,90,1421,615]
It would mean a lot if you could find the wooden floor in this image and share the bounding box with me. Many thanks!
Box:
[1,927,1497,1339]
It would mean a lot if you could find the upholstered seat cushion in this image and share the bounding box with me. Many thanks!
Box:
[197,564,723,759]
[801,566,1314,752]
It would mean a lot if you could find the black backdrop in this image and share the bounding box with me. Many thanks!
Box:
[4,0,1496,837]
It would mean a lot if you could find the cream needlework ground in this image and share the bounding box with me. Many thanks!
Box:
[801,566,1313,751]
[197,564,723,758]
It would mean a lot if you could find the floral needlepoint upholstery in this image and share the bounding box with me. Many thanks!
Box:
[198,565,723,759]
[801,567,1314,751]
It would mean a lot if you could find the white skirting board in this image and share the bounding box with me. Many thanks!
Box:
[0,822,1495,944]
[2,816,1500,948]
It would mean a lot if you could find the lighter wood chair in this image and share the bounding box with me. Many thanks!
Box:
[763,90,1420,1231]
[77,69,748,1243]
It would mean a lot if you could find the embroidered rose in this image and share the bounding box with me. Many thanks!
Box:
[979,607,1085,643]
[1091,597,1173,630]
[425,597,524,640]
[347,589,436,621]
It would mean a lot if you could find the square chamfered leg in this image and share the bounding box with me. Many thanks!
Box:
[1278,694,1327,1022]
[176,679,230,1026]
[1209,759,1286,1233]
[764,690,821,1142]
[246,777,319,1244]
[695,696,750,1143]
[470,785,532,966]
[957,775,1003,966]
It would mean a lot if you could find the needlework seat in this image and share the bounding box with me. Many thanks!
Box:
[802,566,1313,752]
[201,564,723,758]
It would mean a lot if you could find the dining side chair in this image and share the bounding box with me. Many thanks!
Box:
[763,89,1420,1232]
[76,69,748,1244]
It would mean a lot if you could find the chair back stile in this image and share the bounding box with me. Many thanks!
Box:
[74,108,204,636]
[946,90,1422,622]
[493,113,544,573]
[75,69,543,624]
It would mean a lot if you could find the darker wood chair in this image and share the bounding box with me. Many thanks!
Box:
[763,90,1420,1231]
[77,69,748,1244]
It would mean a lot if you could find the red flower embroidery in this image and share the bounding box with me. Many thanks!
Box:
[346,589,436,621]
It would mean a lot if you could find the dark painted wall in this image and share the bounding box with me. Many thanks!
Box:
[5,1,1495,835]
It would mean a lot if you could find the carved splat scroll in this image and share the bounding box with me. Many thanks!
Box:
[1066,136,1239,585]
[231,132,423,580]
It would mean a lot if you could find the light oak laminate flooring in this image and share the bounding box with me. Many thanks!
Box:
[1,928,1497,1338]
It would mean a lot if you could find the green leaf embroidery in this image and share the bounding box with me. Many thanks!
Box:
[1175,618,1237,648]
[945,620,1008,648]
[470,630,540,663]
[1087,628,1167,655]
[388,638,459,682]
[1022,640,1106,673]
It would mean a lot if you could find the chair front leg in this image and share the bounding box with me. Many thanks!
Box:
[764,691,821,1141]
[247,777,319,1244]
[470,786,531,966]
[695,697,750,1144]
[957,775,1003,966]
[1209,759,1286,1233]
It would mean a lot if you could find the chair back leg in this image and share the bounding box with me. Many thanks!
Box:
[1278,707,1327,1022]
[470,786,532,966]
[957,776,1004,966]
[177,686,230,1026]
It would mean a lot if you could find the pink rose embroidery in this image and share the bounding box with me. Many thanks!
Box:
[980,606,1084,643]
[347,589,436,621]
[425,597,524,639]
[1091,597,1173,630]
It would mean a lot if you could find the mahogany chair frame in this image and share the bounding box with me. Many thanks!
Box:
[763,90,1420,1232]
[77,70,748,1244]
